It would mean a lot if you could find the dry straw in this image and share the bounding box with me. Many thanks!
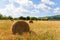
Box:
[12,21,30,35]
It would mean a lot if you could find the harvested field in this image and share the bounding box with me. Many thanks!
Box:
[0,20,60,40]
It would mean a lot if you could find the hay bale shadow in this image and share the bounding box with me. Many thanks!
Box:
[12,21,30,35]
[27,31,40,40]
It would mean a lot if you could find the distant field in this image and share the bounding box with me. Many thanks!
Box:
[0,20,60,40]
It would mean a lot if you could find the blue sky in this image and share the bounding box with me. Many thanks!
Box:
[0,0,60,17]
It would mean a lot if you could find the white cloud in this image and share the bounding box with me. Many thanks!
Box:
[33,0,55,12]
[0,4,19,17]
[41,0,55,5]
[9,0,33,6]
[0,0,56,17]
[53,7,60,13]
[35,3,51,12]
[0,0,35,17]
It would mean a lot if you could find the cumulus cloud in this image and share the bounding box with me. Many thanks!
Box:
[41,0,55,5]
[0,0,56,17]
[0,0,34,17]
[53,7,60,13]
[0,0,9,9]
[35,3,51,12]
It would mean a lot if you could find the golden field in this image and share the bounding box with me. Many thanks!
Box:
[0,20,60,40]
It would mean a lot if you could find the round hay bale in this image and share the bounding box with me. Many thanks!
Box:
[29,20,33,23]
[10,19,14,21]
[12,21,30,35]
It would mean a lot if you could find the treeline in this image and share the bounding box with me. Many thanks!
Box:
[0,14,60,20]
[0,14,38,20]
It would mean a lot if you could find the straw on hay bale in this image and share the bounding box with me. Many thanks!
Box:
[12,21,30,35]
[29,20,33,23]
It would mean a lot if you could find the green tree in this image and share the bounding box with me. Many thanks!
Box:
[30,17,37,20]
[0,14,3,19]
[19,16,26,20]
[26,16,30,20]
[8,16,13,20]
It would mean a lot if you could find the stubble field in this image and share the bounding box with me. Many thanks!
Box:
[0,20,60,40]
